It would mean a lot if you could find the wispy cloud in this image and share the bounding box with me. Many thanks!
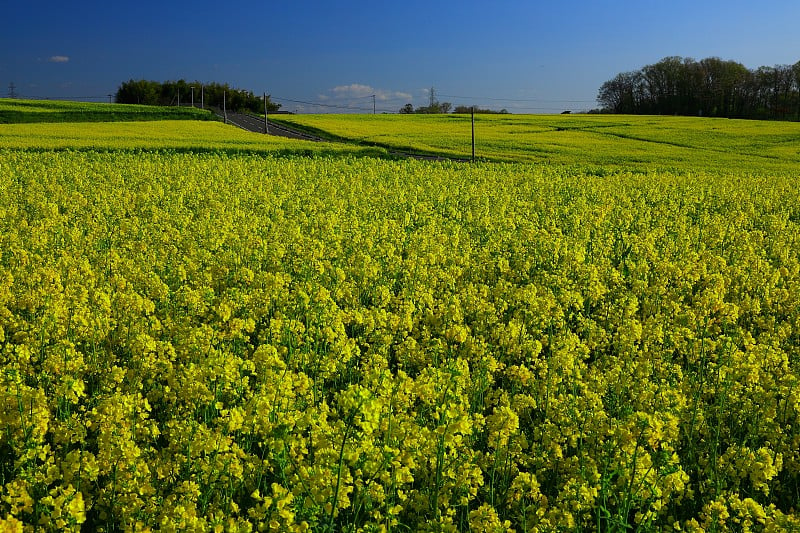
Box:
[332,83,374,98]
[379,90,413,102]
[329,83,412,102]
[48,55,70,63]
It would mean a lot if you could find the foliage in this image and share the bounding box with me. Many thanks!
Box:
[1,144,800,531]
[452,106,509,114]
[0,98,213,124]
[598,56,800,120]
[399,89,452,114]
[398,102,453,114]
[115,79,281,114]
[400,104,507,115]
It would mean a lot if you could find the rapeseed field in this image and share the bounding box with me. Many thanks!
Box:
[269,113,800,171]
[1,113,799,531]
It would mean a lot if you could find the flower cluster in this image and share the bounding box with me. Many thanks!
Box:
[1,150,799,531]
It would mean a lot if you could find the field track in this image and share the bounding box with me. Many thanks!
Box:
[218,109,470,161]
[217,110,321,141]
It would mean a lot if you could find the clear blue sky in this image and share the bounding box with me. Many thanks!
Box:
[2,0,799,113]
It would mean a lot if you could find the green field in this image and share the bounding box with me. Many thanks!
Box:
[0,120,388,157]
[270,113,800,171]
[2,106,800,531]
[5,99,799,172]
[0,98,214,123]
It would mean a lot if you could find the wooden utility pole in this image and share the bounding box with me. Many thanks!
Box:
[471,106,475,163]
[372,94,376,114]
[223,91,227,124]
[264,92,269,134]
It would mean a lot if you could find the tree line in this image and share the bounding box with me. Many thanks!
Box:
[399,103,510,114]
[115,80,281,113]
[598,56,800,120]
[399,87,508,114]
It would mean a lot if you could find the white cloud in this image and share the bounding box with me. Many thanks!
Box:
[329,83,412,102]
[332,83,375,98]
[48,55,70,63]
[378,90,412,102]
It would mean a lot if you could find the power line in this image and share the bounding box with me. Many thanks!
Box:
[437,93,596,104]
[272,96,373,112]
[16,94,114,101]
[271,96,397,113]
[272,94,579,114]
[6,91,593,113]
[488,105,587,112]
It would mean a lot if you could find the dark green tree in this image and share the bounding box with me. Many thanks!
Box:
[598,56,800,120]
[116,80,280,113]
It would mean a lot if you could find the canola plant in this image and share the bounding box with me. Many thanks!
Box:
[1,150,799,531]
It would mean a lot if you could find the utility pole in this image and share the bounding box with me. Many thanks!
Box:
[177,89,180,107]
[429,87,435,108]
[372,94,376,114]
[223,91,227,124]
[201,85,204,109]
[471,106,476,163]
[8,82,17,98]
[264,93,269,135]
[190,86,195,107]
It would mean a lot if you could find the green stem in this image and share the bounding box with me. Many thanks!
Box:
[329,413,354,531]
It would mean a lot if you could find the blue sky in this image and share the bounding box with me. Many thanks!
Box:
[2,0,799,113]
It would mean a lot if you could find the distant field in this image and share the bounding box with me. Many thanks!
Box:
[0,120,387,157]
[270,113,800,171]
[0,98,214,123]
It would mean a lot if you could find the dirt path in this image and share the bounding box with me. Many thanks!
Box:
[217,111,323,141]
[217,110,470,162]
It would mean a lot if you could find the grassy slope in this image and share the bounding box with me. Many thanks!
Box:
[269,113,800,172]
[0,98,215,123]
[0,100,389,158]
[0,120,388,158]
